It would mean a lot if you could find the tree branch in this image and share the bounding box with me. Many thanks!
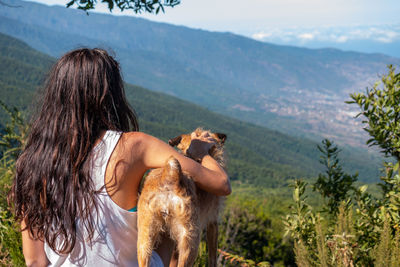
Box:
[66,0,180,14]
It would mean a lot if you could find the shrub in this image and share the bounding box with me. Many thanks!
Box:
[0,102,27,266]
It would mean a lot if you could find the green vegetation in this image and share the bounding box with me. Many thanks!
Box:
[193,186,294,266]
[0,32,52,121]
[347,65,400,160]
[285,66,400,266]
[313,139,358,215]
[0,104,26,266]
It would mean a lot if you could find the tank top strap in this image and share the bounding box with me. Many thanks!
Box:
[102,130,122,165]
[91,130,122,190]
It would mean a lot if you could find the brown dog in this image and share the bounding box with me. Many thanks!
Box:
[137,128,226,267]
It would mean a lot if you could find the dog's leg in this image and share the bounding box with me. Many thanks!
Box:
[137,214,160,267]
[176,232,200,267]
[170,221,200,267]
[171,223,191,267]
[183,231,201,267]
[206,222,218,267]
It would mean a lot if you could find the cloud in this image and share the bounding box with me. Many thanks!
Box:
[251,24,400,44]
[252,32,273,40]
[336,35,348,43]
[298,33,314,41]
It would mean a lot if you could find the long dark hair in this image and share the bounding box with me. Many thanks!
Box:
[11,48,138,253]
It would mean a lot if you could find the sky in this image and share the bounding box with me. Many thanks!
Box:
[27,0,400,32]
[27,0,400,56]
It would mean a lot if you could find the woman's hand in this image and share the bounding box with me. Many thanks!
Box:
[186,131,216,162]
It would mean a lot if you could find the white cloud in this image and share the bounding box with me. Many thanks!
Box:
[252,32,272,40]
[336,35,348,43]
[251,24,400,44]
[348,29,372,39]
[298,33,314,41]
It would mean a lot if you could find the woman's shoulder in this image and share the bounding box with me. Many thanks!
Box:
[121,131,175,164]
[122,131,155,144]
[120,131,160,153]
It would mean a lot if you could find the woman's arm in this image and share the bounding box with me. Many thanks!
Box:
[21,219,50,267]
[135,132,231,196]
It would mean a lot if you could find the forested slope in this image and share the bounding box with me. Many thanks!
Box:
[0,32,382,184]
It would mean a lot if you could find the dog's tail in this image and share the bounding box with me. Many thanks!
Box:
[161,156,182,184]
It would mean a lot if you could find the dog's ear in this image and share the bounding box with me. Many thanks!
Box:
[168,135,182,147]
[215,133,227,144]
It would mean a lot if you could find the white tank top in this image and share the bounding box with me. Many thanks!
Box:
[44,130,163,266]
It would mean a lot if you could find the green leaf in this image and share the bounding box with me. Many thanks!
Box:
[359,185,368,194]
[394,161,400,171]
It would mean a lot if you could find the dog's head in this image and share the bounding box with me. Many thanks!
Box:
[168,128,227,158]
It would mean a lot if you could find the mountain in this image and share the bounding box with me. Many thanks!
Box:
[0,30,53,112]
[0,0,399,147]
[0,32,384,183]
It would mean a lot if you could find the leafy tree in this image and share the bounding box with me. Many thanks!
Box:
[348,65,400,222]
[313,139,358,215]
[284,180,315,246]
[66,0,180,14]
[347,65,400,161]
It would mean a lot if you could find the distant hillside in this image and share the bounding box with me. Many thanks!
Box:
[0,32,384,183]
[0,31,53,115]
[0,0,398,147]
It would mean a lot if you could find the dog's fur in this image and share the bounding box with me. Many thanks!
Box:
[137,128,226,267]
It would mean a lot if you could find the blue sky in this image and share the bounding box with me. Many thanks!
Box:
[28,0,400,31]
[28,0,400,56]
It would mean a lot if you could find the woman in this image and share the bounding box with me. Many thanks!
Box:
[11,48,230,266]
